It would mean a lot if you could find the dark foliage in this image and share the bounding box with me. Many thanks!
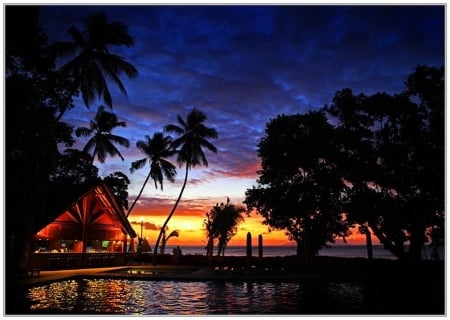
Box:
[245,111,350,263]
[326,65,444,260]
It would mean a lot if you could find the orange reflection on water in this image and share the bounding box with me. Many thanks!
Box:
[28,280,79,311]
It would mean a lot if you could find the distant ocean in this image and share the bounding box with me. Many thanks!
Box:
[176,245,445,260]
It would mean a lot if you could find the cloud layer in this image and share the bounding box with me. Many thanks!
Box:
[38,5,445,245]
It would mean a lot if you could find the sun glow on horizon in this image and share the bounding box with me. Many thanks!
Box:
[129,205,369,248]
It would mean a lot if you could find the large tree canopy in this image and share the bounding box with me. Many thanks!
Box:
[325,65,444,261]
[245,111,350,263]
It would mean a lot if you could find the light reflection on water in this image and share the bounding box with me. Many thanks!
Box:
[26,278,366,314]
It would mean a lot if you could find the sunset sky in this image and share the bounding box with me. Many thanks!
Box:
[37,4,445,248]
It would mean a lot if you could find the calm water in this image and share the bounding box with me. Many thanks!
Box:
[22,278,366,314]
[10,245,444,314]
[18,276,442,315]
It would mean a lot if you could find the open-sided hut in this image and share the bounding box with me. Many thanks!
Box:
[31,181,137,269]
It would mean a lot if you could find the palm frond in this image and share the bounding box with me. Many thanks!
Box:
[106,134,130,148]
[164,124,184,136]
[136,139,150,154]
[130,158,147,173]
[199,138,218,153]
[83,138,97,155]
[48,41,80,58]
[67,26,86,48]
[106,21,135,47]
[75,127,93,137]
[166,230,179,240]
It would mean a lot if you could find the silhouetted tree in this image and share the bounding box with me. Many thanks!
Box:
[5,6,75,275]
[245,111,350,265]
[153,108,218,262]
[50,11,138,120]
[326,65,444,261]
[205,198,245,256]
[127,132,177,217]
[204,212,214,257]
[104,171,131,211]
[6,8,139,278]
[75,105,130,164]
[48,148,99,185]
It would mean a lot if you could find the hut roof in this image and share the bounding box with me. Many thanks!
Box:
[37,180,137,238]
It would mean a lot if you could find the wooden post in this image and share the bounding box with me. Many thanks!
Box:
[246,232,252,258]
[246,232,252,268]
[258,234,263,259]
[258,234,263,270]
[365,227,373,260]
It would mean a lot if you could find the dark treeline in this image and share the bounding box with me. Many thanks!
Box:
[5,6,220,274]
[5,6,139,276]
[245,65,444,263]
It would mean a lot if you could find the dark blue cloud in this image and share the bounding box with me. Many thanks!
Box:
[39,5,445,195]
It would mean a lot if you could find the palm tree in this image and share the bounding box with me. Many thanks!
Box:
[127,132,177,218]
[160,228,180,254]
[75,106,130,164]
[153,108,218,262]
[51,12,138,121]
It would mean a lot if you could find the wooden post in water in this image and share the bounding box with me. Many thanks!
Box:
[258,234,263,258]
[258,234,263,270]
[365,227,373,260]
[246,232,252,268]
[246,232,252,257]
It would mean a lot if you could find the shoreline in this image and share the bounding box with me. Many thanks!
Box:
[11,255,445,287]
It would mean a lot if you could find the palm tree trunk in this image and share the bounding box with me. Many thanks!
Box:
[152,162,189,265]
[126,170,152,218]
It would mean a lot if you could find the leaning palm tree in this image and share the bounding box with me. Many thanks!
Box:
[126,132,177,218]
[51,12,138,121]
[160,228,180,255]
[75,105,130,164]
[152,108,218,262]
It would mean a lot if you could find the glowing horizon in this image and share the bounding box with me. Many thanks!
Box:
[127,201,370,247]
[122,163,370,247]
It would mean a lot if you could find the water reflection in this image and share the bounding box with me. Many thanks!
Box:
[27,279,79,311]
[25,278,366,314]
